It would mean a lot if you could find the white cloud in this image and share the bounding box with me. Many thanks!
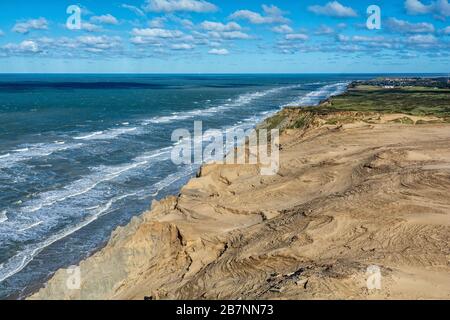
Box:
[208,48,229,55]
[230,5,289,24]
[337,34,350,41]
[129,26,188,46]
[179,19,194,28]
[219,31,250,39]
[131,27,183,38]
[200,22,251,40]
[144,0,217,13]
[335,34,397,49]
[285,33,309,41]
[130,36,158,45]
[405,0,435,14]
[81,22,102,32]
[276,41,326,54]
[443,25,450,33]
[201,21,242,32]
[405,0,450,17]
[386,18,435,33]
[338,44,367,52]
[337,34,386,42]
[76,35,121,50]
[149,17,166,28]
[333,31,447,51]
[208,41,222,47]
[1,35,124,58]
[12,18,48,34]
[407,34,438,44]
[0,29,4,36]
[171,43,195,50]
[3,40,41,53]
[262,4,285,16]
[315,25,335,35]
[78,6,93,16]
[229,10,267,24]
[164,16,195,29]
[91,14,119,25]
[432,0,450,16]
[308,1,357,18]
[351,35,386,42]
[121,4,145,16]
[271,24,293,33]
[207,30,251,40]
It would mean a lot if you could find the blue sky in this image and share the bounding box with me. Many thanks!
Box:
[0,0,449,73]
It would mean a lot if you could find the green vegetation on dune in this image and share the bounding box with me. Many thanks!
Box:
[259,81,450,133]
[262,113,287,131]
[314,85,450,117]
[290,112,314,129]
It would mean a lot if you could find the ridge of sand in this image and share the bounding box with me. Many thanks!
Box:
[30,111,450,300]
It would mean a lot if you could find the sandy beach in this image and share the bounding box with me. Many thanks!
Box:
[29,86,450,299]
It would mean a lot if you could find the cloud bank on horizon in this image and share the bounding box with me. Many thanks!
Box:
[0,0,449,73]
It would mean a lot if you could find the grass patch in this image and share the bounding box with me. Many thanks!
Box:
[262,113,286,130]
[289,113,314,129]
[315,85,450,117]
[258,83,450,135]
[324,115,358,125]
[389,117,414,125]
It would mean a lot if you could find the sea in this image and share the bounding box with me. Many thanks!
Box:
[0,73,436,299]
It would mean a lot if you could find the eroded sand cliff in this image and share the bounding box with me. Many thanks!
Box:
[30,111,450,300]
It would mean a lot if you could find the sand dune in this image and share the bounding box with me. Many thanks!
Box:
[30,111,450,300]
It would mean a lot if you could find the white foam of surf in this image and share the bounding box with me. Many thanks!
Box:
[73,131,103,140]
[0,211,7,224]
[0,163,195,284]
[0,128,138,171]
[142,85,300,125]
[0,190,140,284]
[19,145,173,214]
[18,221,44,233]
[1,127,139,170]
[21,161,147,214]
[88,192,138,217]
[73,127,138,141]
[0,142,81,169]
[0,84,299,170]
[141,164,197,198]
[284,82,349,107]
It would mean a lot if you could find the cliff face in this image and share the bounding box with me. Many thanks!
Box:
[30,111,450,300]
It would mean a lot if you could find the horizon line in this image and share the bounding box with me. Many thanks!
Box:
[0,72,448,75]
